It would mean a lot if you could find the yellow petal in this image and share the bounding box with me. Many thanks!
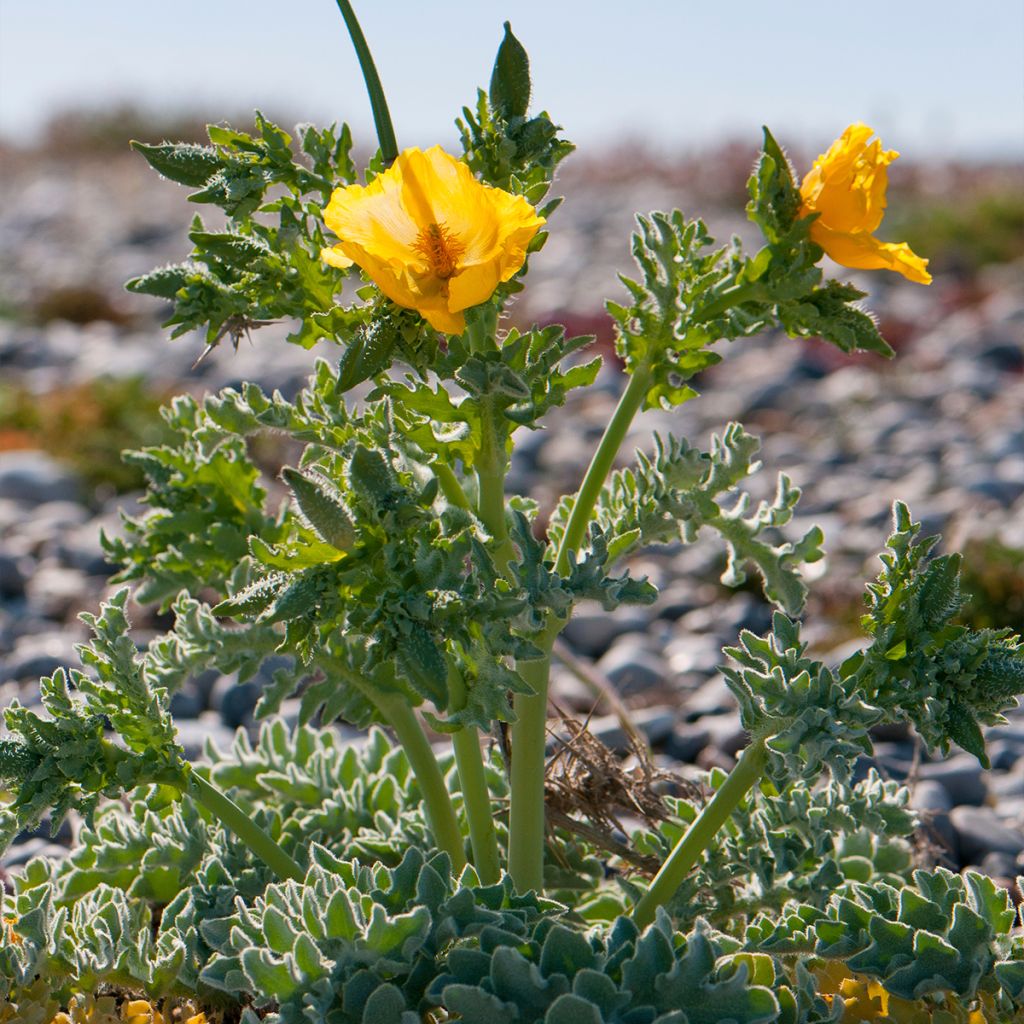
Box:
[321,245,354,269]
[811,223,932,284]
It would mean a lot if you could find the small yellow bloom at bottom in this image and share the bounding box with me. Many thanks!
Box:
[320,145,545,334]
[799,123,931,285]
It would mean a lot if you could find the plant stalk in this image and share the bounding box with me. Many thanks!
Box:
[507,366,651,892]
[507,642,557,892]
[552,366,651,574]
[695,281,767,323]
[475,397,517,576]
[189,771,305,882]
[375,692,467,873]
[631,735,768,927]
[333,0,398,163]
[447,663,501,883]
[434,461,472,510]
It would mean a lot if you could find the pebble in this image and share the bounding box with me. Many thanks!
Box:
[909,780,953,814]
[1,630,82,683]
[595,639,666,696]
[919,756,989,807]
[0,453,81,505]
[951,806,1024,863]
[0,553,26,598]
[563,605,651,659]
[173,713,239,760]
[24,564,93,621]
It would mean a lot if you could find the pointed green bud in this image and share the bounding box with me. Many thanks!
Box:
[130,140,224,187]
[396,625,449,706]
[125,264,192,299]
[282,467,356,551]
[348,446,399,513]
[945,700,989,769]
[490,22,531,119]
[261,574,322,624]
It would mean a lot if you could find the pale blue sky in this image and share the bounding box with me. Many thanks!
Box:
[1,0,1022,158]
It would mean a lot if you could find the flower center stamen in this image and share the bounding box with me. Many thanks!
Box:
[413,222,464,280]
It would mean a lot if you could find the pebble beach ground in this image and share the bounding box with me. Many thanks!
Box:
[1,144,1022,889]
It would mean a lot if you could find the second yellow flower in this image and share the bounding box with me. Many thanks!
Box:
[321,146,545,334]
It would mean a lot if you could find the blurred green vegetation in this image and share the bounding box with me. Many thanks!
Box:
[0,377,175,500]
[892,187,1024,276]
[959,536,1024,632]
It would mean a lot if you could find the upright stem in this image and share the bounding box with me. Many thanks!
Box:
[434,461,471,511]
[553,367,651,574]
[333,0,398,163]
[475,397,516,575]
[447,664,501,883]
[631,736,768,928]
[375,693,467,873]
[189,771,304,882]
[507,641,556,892]
[508,366,652,892]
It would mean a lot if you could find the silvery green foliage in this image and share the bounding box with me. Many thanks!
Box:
[723,504,1024,787]
[853,501,1024,768]
[748,868,1024,1011]
[47,726,449,915]
[0,590,183,851]
[2,723,1022,1019]
[196,846,796,1024]
[627,770,917,930]
[127,113,358,351]
[550,424,824,615]
[103,348,653,732]
[724,612,881,787]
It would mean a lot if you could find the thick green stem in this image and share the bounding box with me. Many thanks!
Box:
[447,664,501,883]
[333,0,398,163]
[632,736,768,928]
[509,366,653,893]
[189,771,304,882]
[452,729,501,884]
[376,693,467,872]
[475,397,517,575]
[507,645,557,892]
[435,461,471,511]
[553,367,651,575]
[696,281,767,323]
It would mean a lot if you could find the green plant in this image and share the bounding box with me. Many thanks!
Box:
[0,377,174,499]
[0,7,1021,1023]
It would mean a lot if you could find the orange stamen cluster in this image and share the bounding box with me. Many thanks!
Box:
[413,222,464,280]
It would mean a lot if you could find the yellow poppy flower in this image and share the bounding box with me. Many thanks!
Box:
[799,123,931,285]
[321,145,545,334]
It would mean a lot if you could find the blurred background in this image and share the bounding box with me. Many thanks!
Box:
[0,1,1022,813]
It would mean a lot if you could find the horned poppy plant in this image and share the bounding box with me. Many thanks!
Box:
[321,145,545,333]
[799,123,932,285]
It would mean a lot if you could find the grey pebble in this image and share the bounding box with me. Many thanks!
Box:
[951,805,1024,863]
[563,605,651,659]
[681,675,737,720]
[909,780,953,814]
[919,755,988,807]
[595,640,666,697]
[210,676,262,730]
[173,713,239,760]
[0,552,27,598]
[24,564,93,621]
[0,452,81,505]
[665,723,711,763]
[1,630,81,683]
